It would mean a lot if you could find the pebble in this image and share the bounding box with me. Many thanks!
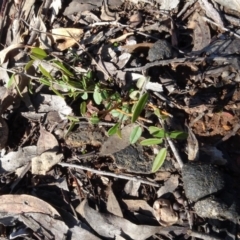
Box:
[182,162,225,202]
[148,40,173,62]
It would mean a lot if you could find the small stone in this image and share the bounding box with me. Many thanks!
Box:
[194,196,238,220]
[148,40,173,62]
[182,162,225,202]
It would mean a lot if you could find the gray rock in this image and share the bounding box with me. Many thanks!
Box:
[182,162,225,202]
[148,40,173,62]
[194,196,238,221]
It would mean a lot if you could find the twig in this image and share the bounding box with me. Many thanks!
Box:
[202,17,240,39]
[159,118,184,169]
[215,123,240,146]
[124,56,236,72]
[187,230,222,240]
[58,162,160,187]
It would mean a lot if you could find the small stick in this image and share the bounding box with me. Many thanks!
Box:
[187,230,222,240]
[203,17,240,39]
[159,118,184,169]
[124,56,236,72]
[58,162,160,187]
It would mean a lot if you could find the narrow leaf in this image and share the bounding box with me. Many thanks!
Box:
[80,102,86,116]
[152,148,167,173]
[90,116,100,124]
[129,126,142,144]
[24,60,34,71]
[53,61,74,77]
[93,85,102,105]
[39,65,53,80]
[108,123,120,136]
[30,47,47,59]
[168,131,188,140]
[131,92,149,123]
[7,73,15,88]
[140,138,163,146]
[148,126,166,138]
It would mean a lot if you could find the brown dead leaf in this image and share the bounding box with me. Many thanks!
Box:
[123,199,154,217]
[0,194,60,216]
[76,199,185,239]
[37,127,59,155]
[101,0,116,21]
[107,187,123,217]
[108,33,134,43]
[121,43,154,54]
[0,146,37,174]
[157,174,179,198]
[153,198,178,226]
[32,151,63,175]
[100,123,138,155]
[51,28,83,51]
[124,180,141,197]
[188,12,211,51]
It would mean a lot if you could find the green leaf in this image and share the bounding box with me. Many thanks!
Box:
[148,126,166,138]
[152,148,167,172]
[86,71,93,80]
[90,116,100,124]
[154,109,161,118]
[129,90,140,100]
[24,60,34,71]
[80,102,86,116]
[136,76,146,89]
[39,78,51,86]
[65,121,76,138]
[93,85,102,105]
[51,87,64,98]
[110,109,120,118]
[168,131,188,140]
[129,126,142,144]
[53,61,74,77]
[108,122,120,136]
[7,73,15,88]
[131,92,148,123]
[140,138,163,146]
[81,92,88,100]
[67,116,79,122]
[30,47,47,59]
[39,65,53,80]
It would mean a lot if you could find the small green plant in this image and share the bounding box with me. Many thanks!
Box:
[21,47,187,173]
[140,126,187,172]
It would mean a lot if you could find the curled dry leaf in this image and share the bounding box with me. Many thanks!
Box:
[153,198,178,226]
[51,28,84,51]
[188,12,211,51]
[0,43,24,64]
[129,11,143,27]
[101,0,116,21]
[0,146,37,174]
